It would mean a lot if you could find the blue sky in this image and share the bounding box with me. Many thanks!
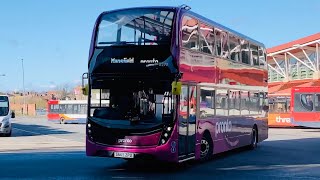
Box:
[0,0,319,92]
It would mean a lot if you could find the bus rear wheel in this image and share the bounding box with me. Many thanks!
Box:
[200,132,213,161]
[249,126,258,150]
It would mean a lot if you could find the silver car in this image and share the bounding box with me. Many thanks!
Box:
[0,95,15,137]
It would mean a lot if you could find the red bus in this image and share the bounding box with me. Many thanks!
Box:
[268,96,293,127]
[268,86,320,128]
[85,5,268,163]
[47,99,108,124]
[291,86,320,127]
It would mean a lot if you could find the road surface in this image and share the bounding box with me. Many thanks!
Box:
[0,117,319,179]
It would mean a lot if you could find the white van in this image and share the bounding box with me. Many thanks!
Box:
[0,95,15,137]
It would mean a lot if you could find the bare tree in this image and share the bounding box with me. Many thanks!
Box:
[55,83,73,100]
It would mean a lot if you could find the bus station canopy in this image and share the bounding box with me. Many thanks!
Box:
[268,79,320,97]
[267,32,320,60]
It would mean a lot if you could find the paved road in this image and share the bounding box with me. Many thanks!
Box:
[0,117,320,179]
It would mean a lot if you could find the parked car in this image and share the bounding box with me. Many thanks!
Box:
[0,95,15,137]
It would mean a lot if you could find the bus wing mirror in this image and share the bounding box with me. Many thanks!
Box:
[172,81,182,95]
[82,86,88,96]
[11,111,15,118]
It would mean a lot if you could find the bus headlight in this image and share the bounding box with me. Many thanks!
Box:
[161,139,166,144]
[87,122,94,141]
[159,124,174,145]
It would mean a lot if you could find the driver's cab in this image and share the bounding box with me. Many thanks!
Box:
[0,95,15,137]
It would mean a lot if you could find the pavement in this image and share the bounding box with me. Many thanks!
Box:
[0,116,319,179]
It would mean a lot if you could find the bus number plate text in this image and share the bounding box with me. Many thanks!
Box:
[114,152,134,158]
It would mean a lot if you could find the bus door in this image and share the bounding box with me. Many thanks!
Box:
[178,85,196,159]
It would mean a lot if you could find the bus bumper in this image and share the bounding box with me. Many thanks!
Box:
[86,137,178,162]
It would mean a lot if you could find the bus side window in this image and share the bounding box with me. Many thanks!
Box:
[181,16,199,50]
[228,90,240,115]
[199,87,215,118]
[215,89,228,116]
[214,28,222,57]
[258,47,267,69]
[229,35,241,61]
[241,91,250,115]
[241,40,250,64]
[294,93,314,112]
[315,94,320,111]
[250,44,259,66]
[199,22,214,54]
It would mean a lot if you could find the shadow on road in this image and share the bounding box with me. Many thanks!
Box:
[102,137,320,178]
[103,146,251,174]
[0,137,320,179]
[11,122,74,137]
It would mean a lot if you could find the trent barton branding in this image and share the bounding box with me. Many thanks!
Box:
[276,116,291,123]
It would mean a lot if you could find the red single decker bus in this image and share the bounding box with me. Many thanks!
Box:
[291,86,320,127]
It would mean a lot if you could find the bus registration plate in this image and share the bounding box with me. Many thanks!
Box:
[114,152,134,158]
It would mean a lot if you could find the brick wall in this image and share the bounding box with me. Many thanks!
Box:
[10,103,36,116]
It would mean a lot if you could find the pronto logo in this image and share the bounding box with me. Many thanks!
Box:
[111,57,134,63]
[276,116,291,123]
[117,139,133,143]
[215,120,232,137]
[140,58,159,64]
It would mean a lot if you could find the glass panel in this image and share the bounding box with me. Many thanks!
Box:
[294,93,314,112]
[249,92,260,114]
[66,105,73,114]
[215,89,228,116]
[0,97,9,116]
[229,35,241,61]
[221,32,229,58]
[241,40,250,64]
[215,28,222,56]
[90,85,174,123]
[97,9,174,46]
[182,16,199,50]
[258,46,267,69]
[189,86,196,121]
[180,86,188,117]
[251,44,259,66]
[240,91,250,115]
[269,97,290,113]
[199,87,215,118]
[199,23,214,54]
[228,90,240,115]
[315,94,320,111]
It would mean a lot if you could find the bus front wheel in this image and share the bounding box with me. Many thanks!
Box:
[200,132,213,161]
[60,117,66,124]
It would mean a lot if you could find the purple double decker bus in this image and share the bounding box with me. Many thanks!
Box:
[85,5,268,163]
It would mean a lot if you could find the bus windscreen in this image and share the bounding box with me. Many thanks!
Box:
[96,9,175,46]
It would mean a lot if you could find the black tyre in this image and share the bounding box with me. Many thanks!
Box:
[60,117,66,124]
[249,126,258,150]
[200,132,213,161]
[4,128,12,137]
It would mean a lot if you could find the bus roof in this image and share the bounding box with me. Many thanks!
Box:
[185,10,265,47]
[100,6,265,47]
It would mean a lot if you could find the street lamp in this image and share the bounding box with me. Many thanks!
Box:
[21,59,25,115]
